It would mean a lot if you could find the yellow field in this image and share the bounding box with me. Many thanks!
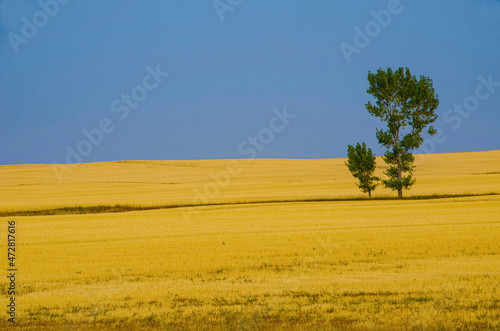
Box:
[1,150,500,329]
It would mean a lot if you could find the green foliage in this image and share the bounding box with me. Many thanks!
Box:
[366,67,439,197]
[345,142,380,198]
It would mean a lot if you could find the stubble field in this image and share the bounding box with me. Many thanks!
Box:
[1,150,499,330]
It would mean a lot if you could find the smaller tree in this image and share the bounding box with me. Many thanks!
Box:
[345,143,380,198]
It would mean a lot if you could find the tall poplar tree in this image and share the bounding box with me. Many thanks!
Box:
[366,67,439,198]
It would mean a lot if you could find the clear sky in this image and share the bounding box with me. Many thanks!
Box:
[1,0,499,165]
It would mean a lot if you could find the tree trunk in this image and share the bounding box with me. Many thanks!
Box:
[368,190,372,199]
[397,155,403,198]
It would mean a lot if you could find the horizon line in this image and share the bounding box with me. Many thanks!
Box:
[1,149,499,167]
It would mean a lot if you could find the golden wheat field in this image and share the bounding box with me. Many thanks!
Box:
[1,150,500,330]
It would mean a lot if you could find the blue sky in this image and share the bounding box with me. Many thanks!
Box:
[0,0,499,165]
